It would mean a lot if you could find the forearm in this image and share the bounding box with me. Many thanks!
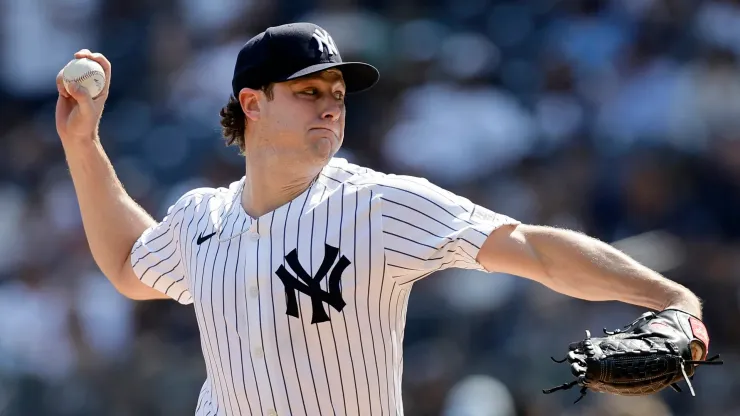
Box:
[63,138,155,282]
[520,225,702,316]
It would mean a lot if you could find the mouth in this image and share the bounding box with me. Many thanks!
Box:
[310,127,339,139]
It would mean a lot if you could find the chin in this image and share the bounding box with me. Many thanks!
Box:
[311,136,338,162]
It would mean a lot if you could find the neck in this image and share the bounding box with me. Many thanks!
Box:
[241,153,324,218]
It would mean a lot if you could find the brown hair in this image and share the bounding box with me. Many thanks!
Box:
[219,84,275,153]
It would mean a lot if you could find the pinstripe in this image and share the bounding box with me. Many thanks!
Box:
[152,259,181,290]
[196,200,228,416]
[179,196,199,275]
[353,189,372,415]
[162,199,197,296]
[269,211,293,415]
[377,254,392,415]
[382,230,439,250]
[242,217,262,415]
[386,263,422,272]
[295,186,322,415]
[282,199,308,414]
[256,217,277,411]
[164,273,183,296]
[139,246,177,283]
[399,261,464,285]
[393,289,405,414]
[312,185,337,415]
[188,197,219,412]
[210,209,239,415]
[227,216,248,416]
[366,190,383,415]
[381,199,457,232]
[398,290,408,342]
[339,183,360,416]
[325,187,348,416]
[321,173,341,184]
[387,282,399,414]
[385,247,445,262]
[196,382,208,413]
[381,215,453,241]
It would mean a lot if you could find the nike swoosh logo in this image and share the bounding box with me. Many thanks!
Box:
[196,231,217,245]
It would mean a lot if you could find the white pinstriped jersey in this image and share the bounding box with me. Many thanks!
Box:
[130,157,519,416]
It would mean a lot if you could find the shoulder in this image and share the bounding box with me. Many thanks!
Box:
[322,157,434,191]
[163,178,242,216]
[320,157,378,185]
[321,158,473,212]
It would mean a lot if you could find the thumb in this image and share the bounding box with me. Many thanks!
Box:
[66,81,96,117]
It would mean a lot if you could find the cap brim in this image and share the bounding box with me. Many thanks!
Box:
[285,62,379,93]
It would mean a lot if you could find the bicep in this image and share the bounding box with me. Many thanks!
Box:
[476,223,550,283]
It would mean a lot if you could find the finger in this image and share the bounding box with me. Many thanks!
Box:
[66,81,95,116]
[87,52,112,96]
[74,49,92,59]
[56,94,73,123]
[56,68,70,98]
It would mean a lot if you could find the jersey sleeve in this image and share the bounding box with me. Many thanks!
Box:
[130,191,199,305]
[377,175,520,284]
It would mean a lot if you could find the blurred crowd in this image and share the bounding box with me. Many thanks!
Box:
[1,0,739,415]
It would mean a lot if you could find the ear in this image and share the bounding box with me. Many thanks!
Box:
[238,88,262,121]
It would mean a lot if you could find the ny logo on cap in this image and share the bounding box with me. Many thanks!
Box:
[312,28,339,56]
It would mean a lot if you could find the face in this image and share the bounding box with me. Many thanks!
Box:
[241,69,347,166]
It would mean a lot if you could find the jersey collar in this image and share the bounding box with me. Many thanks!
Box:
[215,170,328,242]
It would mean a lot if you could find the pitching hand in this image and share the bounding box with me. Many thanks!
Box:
[55,50,112,145]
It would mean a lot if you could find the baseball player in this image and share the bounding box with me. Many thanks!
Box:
[56,22,714,416]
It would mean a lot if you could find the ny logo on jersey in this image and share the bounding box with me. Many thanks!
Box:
[312,28,339,56]
[276,244,349,324]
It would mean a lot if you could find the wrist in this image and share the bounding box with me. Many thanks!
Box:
[662,292,702,320]
[62,134,101,154]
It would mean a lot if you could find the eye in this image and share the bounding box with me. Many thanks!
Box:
[334,91,345,101]
[301,88,318,96]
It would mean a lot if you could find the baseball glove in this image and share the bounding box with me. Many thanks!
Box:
[543,309,723,403]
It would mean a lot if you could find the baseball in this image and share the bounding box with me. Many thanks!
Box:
[62,58,106,98]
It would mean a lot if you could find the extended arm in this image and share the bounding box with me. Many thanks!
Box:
[63,141,168,300]
[476,224,701,317]
[56,50,167,300]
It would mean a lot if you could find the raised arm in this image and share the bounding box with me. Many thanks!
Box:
[56,50,168,300]
[476,223,702,317]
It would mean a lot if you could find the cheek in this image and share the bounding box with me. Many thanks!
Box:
[269,104,309,131]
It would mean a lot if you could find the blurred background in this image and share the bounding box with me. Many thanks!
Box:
[0,0,739,415]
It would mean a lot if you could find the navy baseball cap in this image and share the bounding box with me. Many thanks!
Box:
[231,22,380,97]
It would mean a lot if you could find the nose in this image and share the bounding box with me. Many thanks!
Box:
[321,97,342,122]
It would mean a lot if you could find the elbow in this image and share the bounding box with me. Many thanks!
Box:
[478,224,555,282]
[515,225,558,281]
